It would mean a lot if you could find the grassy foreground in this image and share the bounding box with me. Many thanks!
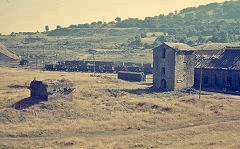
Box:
[0,67,240,149]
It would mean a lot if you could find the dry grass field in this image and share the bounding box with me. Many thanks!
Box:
[0,66,240,149]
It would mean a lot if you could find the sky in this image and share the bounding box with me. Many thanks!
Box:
[0,0,229,34]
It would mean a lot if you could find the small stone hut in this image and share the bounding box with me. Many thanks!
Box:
[28,80,48,100]
[28,79,74,101]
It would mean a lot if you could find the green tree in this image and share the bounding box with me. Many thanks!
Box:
[56,25,61,29]
[115,17,121,23]
[127,35,142,48]
[155,35,167,43]
[143,43,153,49]
[140,33,147,38]
[77,23,90,28]
[197,36,206,44]
[45,25,49,32]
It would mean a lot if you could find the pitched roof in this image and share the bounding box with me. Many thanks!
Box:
[194,42,240,51]
[195,46,240,70]
[163,42,195,51]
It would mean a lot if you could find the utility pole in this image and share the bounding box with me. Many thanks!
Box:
[42,46,45,67]
[199,56,203,100]
[35,56,38,69]
[65,47,66,61]
[93,52,95,75]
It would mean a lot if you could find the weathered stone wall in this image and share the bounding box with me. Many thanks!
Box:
[194,68,240,91]
[28,80,48,100]
[153,45,175,91]
[174,51,195,90]
[153,43,195,91]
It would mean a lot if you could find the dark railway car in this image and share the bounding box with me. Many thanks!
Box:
[126,66,141,72]
[65,60,87,72]
[103,65,114,73]
[65,60,84,65]
[44,60,153,74]
[114,66,127,72]
[44,64,56,71]
[56,64,66,71]
[143,63,153,74]
[124,62,142,67]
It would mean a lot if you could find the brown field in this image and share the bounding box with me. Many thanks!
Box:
[0,66,240,149]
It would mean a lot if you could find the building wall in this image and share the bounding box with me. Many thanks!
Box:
[29,80,48,100]
[174,51,195,90]
[153,45,175,91]
[118,71,146,82]
[194,68,240,91]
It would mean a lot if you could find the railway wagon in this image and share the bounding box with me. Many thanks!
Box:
[126,66,141,72]
[143,63,153,74]
[44,64,56,71]
[44,60,153,74]
[56,64,66,71]
[90,61,114,73]
[65,60,87,72]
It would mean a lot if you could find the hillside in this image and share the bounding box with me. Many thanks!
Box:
[1,0,240,68]
[0,42,19,62]
[44,0,240,46]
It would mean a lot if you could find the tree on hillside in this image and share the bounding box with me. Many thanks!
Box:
[127,35,143,48]
[77,23,90,28]
[45,25,49,32]
[155,35,167,43]
[140,33,147,38]
[115,17,121,23]
[56,25,61,29]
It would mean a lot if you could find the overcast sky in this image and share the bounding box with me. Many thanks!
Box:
[0,0,229,34]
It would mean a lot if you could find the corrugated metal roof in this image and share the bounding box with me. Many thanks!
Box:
[164,42,196,51]
[195,46,240,70]
[194,42,240,51]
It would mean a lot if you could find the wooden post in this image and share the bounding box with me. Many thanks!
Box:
[199,56,203,100]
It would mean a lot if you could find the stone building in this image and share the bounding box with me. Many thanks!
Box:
[153,42,195,91]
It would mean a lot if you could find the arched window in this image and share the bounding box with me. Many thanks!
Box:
[161,79,167,89]
[162,48,166,58]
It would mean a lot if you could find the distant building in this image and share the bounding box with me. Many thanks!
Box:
[194,46,240,92]
[153,42,195,91]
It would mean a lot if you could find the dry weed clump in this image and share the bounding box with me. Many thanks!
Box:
[0,108,25,124]
[106,89,126,98]
[180,98,197,104]
[117,101,174,114]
